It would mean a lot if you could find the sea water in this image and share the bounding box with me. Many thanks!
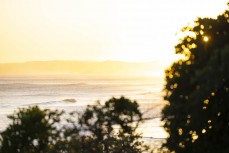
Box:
[0,75,167,146]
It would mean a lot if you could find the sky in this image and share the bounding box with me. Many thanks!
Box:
[0,0,228,65]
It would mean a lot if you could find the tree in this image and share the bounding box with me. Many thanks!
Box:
[0,97,147,153]
[162,3,229,153]
[0,106,63,153]
[65,96,147,153]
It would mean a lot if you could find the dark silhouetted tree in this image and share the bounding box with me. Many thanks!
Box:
[0,106,63,153]
[65,96,147,153]
[162,2,229,153]
[0,97,148,153]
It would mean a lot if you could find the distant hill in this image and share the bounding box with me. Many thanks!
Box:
[0,60,164,76]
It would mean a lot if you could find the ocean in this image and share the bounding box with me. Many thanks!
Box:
[0,75,167,146]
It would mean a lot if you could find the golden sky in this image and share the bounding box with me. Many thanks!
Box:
[0,0,228,64]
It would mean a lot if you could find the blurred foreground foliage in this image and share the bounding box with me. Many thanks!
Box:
[0,106,63,153]
[162,2,229,153]
[0,97,148,153]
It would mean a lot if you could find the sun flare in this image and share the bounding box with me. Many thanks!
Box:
[203,36,209,42]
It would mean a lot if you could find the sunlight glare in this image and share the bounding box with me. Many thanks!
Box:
[203,36,209,42]
[0,0,228,63]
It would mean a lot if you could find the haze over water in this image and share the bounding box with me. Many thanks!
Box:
[0,74,167,145]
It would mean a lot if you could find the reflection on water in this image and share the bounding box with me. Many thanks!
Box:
[0,75,167,146]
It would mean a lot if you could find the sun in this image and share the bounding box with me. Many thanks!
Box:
[203,36,209,42]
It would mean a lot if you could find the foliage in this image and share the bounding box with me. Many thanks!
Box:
[0,97,147,153]
[162,3,229,153]
[65,96,147,153]
[0,106,63,153]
